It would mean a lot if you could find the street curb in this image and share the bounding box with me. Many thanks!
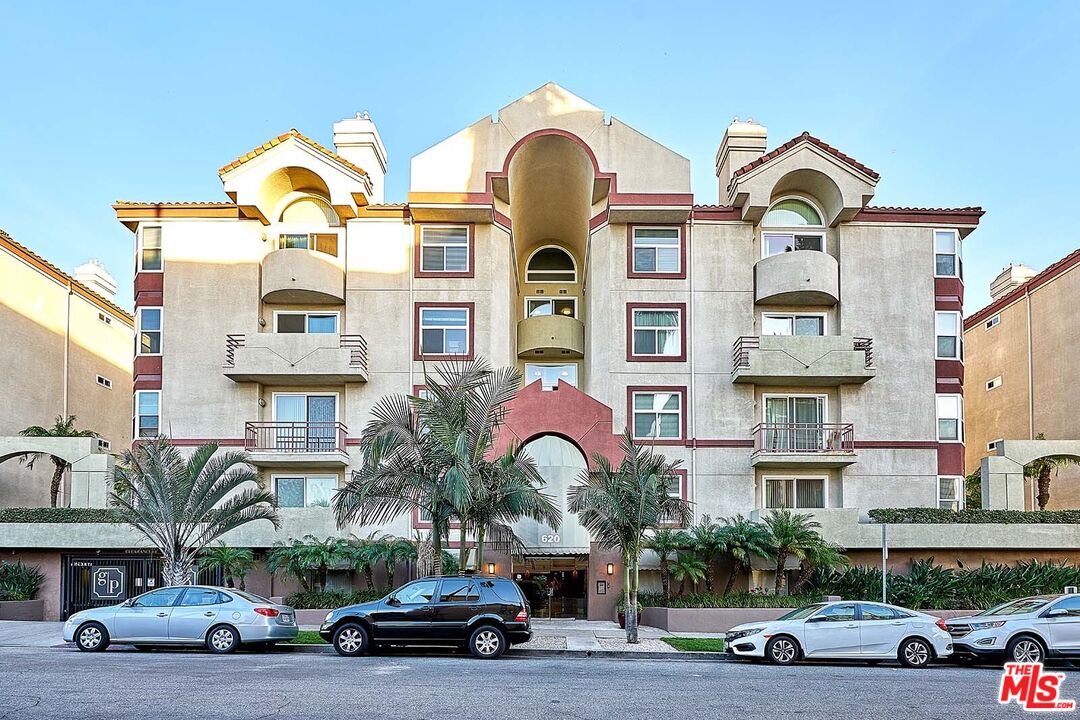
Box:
[276,643,733,661]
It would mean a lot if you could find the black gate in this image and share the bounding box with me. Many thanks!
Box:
[60,554,223,620]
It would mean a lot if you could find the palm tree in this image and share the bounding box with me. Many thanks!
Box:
[19,415,99,507]
[790,539,849,595]
[339,533,382,589]
[199,545,254,590]
[109,437,280,586]
[1026,434,1080,511]
[671,552,707,595]
[380,537,419,588]
[685,516,724,593]
[568,432,691,643]
[762,509,822,595]
[266,536,344,592]
[645,527,684,603]
[718,514,773,595]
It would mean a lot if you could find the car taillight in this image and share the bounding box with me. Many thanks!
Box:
[514,607,528,622]
[254,607,280,618]
[936,618,948,632]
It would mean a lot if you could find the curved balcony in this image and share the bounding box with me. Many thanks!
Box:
[517,315,585,359]
[262,248,344,304]
[755,250,839,306]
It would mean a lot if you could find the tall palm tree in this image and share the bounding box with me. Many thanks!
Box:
[568,432,691,643]
[199,545,255,590]
[266,536,345,592]
[718,514,773,595]
[762,509,822,595]
[671,552,707,595]
[339,533,382,589]
[685,516,724,593]
[109,438,280,586]
[380,537,419,588]
[790,539,849,595]
[645,527,684,603]
[19,415,99,507]
[1026,434,1080,511]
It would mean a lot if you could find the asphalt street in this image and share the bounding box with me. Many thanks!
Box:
[0,645,1050,719]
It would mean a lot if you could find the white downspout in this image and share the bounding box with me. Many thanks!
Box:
[688,215,697,517]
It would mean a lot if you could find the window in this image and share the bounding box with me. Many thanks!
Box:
[935,311,961,359]
[134,587,184,607]
[134,390,160,438]
[524,363,578,390]
[1049,597,1080,617]
[631,227,681,275]
[987,439,1002,453]
[762,395,828,451]
[277,233,338,256]
[938,476,964,511]
[418,306,470,357]
[274,312,339,334]
[664,473,685,499]
[97,438,111,452]
[986,376,1002,391]
[764,477,826,509]
[420,226,469,273]
[813,603,856,622]
[984,314,1000,331]
[860,604,899,621]
[438,579,479,603]
[96,375,112,389]
[394,580,438,605]
[137,308,161,355]
[761,313,825,336]
[632,391,683,440]
[280,196,339,226]
[180,588,225,606]
[526,297,577,318]
[98,312,112,326]
[526,246,576,283]
[936,394,964,442]
[139,226,162,271]
[275,476,337,508]
[934,229,962,278]
[761,198,825,258]
[632,308,683,358]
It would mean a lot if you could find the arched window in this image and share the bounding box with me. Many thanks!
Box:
[280,196,339,226]
[526,246,577,283]
[761,198,825,257]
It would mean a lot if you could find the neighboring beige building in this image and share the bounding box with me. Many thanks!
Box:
[0,230,134,507]
[964,250,1080,509]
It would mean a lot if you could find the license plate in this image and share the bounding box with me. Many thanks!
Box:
[281,614,293,624]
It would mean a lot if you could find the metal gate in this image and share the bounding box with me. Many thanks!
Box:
[60,554,223,620]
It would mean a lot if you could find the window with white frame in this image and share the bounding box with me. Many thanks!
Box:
[631,227,681,274]
[275,475,337,508]
[938,476,964,511]
[632,308,682,357]
[934,229,962,278]
[985,314,1000,331]
[526,247,576,283]
[987,439,1003,453]
[526,297,576,319]
[632,392,682,440]
[97,438,111,452]
[96,375,112,389]
[420,226,469,273]
[936,394,964,441]
[524,363,578,389]
[277,232,338,256]
[664,474,684,499]
[139,226,162,271]
[134,390,160,438]
[137,308,161,355]
[764,476,826,509]
[935,311,962,359]
[419,307,469,356]
[761,313,825,336]
[761,198,826,257]
[986,375,1002,391]
[274,311,339,334]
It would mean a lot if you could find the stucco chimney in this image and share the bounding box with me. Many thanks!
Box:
[990,263,1037,301]
[73,259,117,301]
[715,118,768,202]
[333,112,388,204]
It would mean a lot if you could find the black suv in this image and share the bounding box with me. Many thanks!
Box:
[319,575,532,659]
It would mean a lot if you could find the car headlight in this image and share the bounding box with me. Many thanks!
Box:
[726,627,764,641]
[324,612,334,623]
[970,621,1007,630]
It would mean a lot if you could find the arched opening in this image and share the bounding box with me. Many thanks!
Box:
[525,246,577,284]
[761,196,827,257]
[279,195,339,226]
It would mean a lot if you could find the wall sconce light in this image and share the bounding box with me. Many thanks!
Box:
[606,563,614,576]
[486,562,496,575]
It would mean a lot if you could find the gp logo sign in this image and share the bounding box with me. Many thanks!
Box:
[91,566,126,601]
[999,663,1076,712]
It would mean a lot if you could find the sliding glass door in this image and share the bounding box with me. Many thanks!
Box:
[273,394,337,451]
[764,396,825,451]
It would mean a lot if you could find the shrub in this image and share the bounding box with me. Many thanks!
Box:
[639,591,824,609]
[868,508,1080,524]
[0,560,45,601]
[0,507,124,523]
[284,587,390,609]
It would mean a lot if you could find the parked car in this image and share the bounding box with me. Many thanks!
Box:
[320,575,532,659]
[725,600,953,668]
[946,593,1080,665]
[63,585,297,653]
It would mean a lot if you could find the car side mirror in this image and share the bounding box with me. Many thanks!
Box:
[1047,608,1068,618]
[120,599,134,608]
[386,596,400,606]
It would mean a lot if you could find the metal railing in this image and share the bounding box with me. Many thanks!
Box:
[225,334,245,367]
[853,337,874,368]
[751,422,855,454]
[223,333,369,374]
[244,421,347,454]
[731,336,759,372]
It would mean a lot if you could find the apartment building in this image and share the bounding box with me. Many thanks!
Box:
[964,251,1080,509]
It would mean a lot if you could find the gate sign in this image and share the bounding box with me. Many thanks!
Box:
[91,566,126,601]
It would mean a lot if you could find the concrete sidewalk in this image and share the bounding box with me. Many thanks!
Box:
[0,620,65,647]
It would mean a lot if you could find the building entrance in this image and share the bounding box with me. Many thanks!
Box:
[60,554,222,620]
[516,555,588,619]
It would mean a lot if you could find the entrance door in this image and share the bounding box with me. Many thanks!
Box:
[518,557,588,619]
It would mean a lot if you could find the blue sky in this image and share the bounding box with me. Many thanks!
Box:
[1,1,1076,312]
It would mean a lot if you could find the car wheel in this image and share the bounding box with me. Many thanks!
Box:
[333,623,370,657]
[765,636,799,666]
[469,626,506,659]
[75,622,110,652]
[206,625,240,654]
[1007,636,1045,665]
[898,638,933,668]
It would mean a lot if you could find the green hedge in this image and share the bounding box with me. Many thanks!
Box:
[868,508,1080,524]
[640,591,824,609]
[0,507,124,523]
[284,588,390,609]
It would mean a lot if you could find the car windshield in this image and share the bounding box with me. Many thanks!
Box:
[777,604,826,621]
[230,590,271,604]
[979,597,1052,616]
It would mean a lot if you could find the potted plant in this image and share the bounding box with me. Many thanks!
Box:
[616,597,643,629]
[0,560,46,620]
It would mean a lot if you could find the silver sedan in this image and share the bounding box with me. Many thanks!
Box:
[63,585,297,653]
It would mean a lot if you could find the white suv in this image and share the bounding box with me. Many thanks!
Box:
[946,594,1080,665]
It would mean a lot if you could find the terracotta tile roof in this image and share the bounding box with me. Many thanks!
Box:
[729,132,880,189]
[113,200,236,208]
[0,228,134,324]
[965,246,1080,329]
[218,129,369,178]
[864,205,984,214]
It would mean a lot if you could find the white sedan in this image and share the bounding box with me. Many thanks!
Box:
[725,601,953,668]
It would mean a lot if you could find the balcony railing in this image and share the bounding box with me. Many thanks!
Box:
[732,336,875,373]
[751,423,855,454]
[244,421,347,454]
[339,334,368,370]
[852,337,873,368]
